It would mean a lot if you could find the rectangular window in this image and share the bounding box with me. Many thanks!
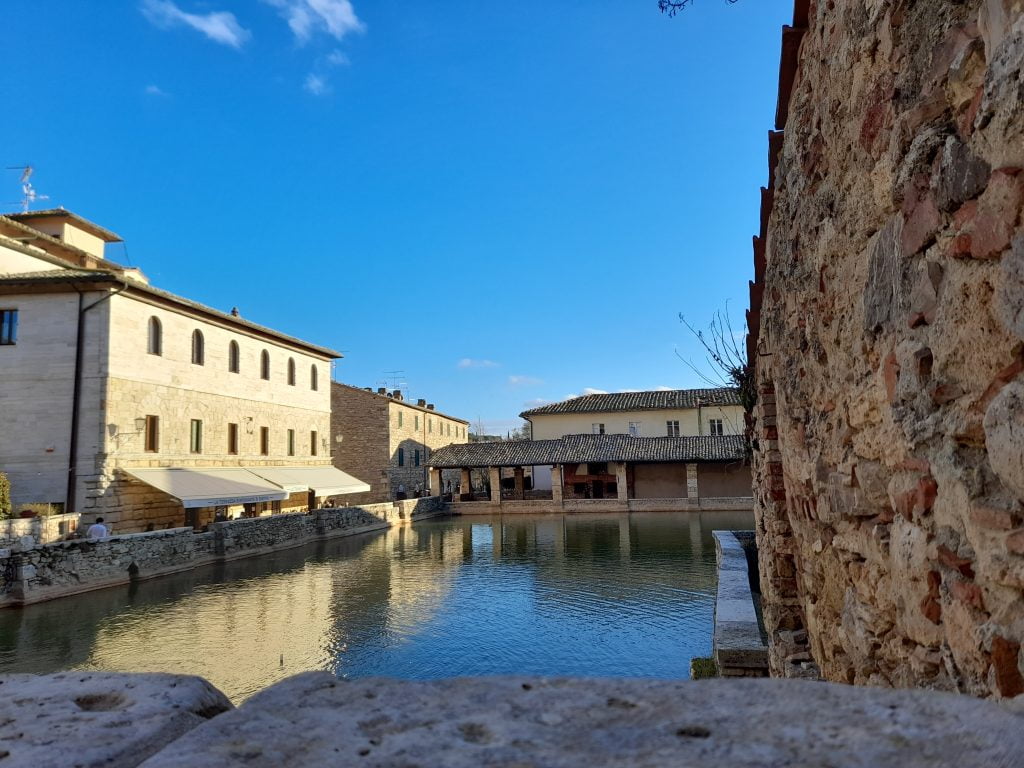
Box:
[414,449,420,467]
[0,309,18,345]
[144,415,159,452]
[415,414,419,430]
[260,426,269,456]
[709,418,724,436]
[310,430,318,456]
[398,411,403,428]
[628,422,641,437]
[592,423,605,435]
[398,447,405,467]
[666,420,680,437]
[429,419,433,434]
[190,419,203,454]
[227,422,238,455]
[447,423,451,436]
[287,429,295,456]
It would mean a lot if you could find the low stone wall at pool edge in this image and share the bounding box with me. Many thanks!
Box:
[0,497,446,607]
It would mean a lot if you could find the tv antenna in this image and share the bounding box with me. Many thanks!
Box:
[382,370,407,393]
[5,165,49,212]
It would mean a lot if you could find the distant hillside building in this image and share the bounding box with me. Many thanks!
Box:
[0,209,368,532]
[331,383,470,503]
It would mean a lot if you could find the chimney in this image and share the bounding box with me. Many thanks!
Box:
[392,390,403,401]
[427,404,435,411]
[377,387,387,395]
[417,399,427,407]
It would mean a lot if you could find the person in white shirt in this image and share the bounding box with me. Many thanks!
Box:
[86,517,109,540]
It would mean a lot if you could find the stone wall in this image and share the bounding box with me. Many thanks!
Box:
[751,0,1024,697]
[0,497,445,606]
[0,512,79,548]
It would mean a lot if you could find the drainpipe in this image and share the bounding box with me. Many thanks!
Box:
[66,281,126,515]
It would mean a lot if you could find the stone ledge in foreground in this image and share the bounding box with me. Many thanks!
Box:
[141,672,1024,768]
[0,672,232,768]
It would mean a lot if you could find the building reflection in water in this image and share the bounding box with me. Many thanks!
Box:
[0,511,752,702]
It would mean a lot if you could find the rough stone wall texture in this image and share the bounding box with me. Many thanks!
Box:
[330,383,391,503]
[752,0,1024,697]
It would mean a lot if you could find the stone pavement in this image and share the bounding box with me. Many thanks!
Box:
[2,671,1023,767]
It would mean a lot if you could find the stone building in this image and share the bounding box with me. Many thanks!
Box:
[520,388,750,499]
[0,209,368,533]
[748,0,1024,697]
[330,383,469,503]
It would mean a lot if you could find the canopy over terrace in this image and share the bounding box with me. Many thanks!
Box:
[247,466,371,498]
[426,434,749,507]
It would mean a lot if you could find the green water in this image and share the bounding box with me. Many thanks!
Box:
[0,511,752,702]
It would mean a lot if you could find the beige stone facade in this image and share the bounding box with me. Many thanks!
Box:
[331,384,469,503]
[0,211,340,532]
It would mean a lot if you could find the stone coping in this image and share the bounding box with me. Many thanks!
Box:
[713,530,768,674]
[4,672,1024,767]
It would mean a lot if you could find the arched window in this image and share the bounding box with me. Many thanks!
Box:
[260,350,270,380]
[287,358,296,386]
[228,340,240,373]
[147,316,162,356]
[310,365,318,391]
[191,329,204,365]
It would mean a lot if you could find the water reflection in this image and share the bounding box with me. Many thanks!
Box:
[0,511,752,702]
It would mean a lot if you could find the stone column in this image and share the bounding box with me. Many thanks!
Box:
[551,465,563,506]
[489,466,502,505]
[513,466,525,499]
[686,463,699,501]
[428,468,442,497]
[460,468,472,499]
[614,462,628,502]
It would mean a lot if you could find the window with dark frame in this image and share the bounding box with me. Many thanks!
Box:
[310,365,318,390]
[414,449,420,467]
[709,418,724,436]
[592,423,605,435]
[144,415,159,452]
[227,422,239,454]
[398,447,405,467]
[260,426,269,456]
[190,419,203,454]
[287,358,296,386]
[666,420,680,437]
[287,429,295,456]
[261,350,270,380]
[0,310,17,345]
[191,329,204,365]
[310,430,318,456]
[228,340,240,373]
[147,316,162,356]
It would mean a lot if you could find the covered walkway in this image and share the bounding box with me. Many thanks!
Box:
[426,434,752,513]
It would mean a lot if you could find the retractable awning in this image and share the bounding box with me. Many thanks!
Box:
[247,466,371,497]
[124,468,289,508]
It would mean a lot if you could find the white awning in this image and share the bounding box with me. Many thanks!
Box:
[247,466,371,497]
[124,468,289,508]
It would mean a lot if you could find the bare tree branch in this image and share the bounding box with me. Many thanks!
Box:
[658,0,739,16]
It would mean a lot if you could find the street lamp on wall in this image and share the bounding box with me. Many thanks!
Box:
[134,417,147,433]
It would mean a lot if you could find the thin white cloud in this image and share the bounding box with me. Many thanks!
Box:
[304,73,329,95]
[523,398,550,408]
[457,358,499,369]
[326,49,350,66]
[655,385,674,391]
[582,387,608,395]
[508,375,544,388]
[141,0,251,48]
[144,84,168,96]
[265,0,364,44]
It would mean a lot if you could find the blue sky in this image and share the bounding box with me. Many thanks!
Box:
[4,1,789,433]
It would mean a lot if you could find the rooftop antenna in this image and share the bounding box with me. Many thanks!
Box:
[5,165,49,212]
[383,369,406,393]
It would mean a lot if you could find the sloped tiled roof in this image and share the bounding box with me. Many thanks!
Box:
[520,388,741,417]
[0,269,119,285]
[427,434,747,468]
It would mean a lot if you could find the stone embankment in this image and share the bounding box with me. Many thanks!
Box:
[4,671,1024,768]
[749,0,1024,695]
[0,497,444,607]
